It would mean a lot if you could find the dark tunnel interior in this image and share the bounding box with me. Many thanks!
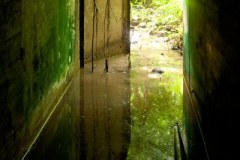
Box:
[1,0,240,159]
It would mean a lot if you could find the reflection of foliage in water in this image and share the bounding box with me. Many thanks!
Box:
[128,67,183,159]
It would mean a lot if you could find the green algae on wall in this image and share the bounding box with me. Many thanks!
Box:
[0,0,77,159]
[22,0,76,113]
[22,0,77,156]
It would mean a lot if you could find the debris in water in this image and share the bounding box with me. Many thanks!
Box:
[151,68,164,74]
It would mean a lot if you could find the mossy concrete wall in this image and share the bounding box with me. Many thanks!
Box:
[183,0,240,159]
[84,0,130,62]
[0,0,79,159]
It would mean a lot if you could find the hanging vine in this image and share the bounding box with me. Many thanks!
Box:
[91,0,112,73]
[91,0,99,72]
[103,0,111,73]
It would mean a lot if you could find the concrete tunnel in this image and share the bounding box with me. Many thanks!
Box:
[0,0,240,159]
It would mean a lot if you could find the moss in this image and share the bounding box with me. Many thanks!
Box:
[24,0,76,113]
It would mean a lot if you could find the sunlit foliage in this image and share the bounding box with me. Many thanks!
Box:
[131,0,183,50]
[128,50,183,159]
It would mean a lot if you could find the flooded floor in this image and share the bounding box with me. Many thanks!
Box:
[128,29,183,160]
[25,32,183,160]
[26,55,131,160]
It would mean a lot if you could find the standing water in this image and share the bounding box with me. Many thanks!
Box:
[128,31,183,160]
[25,45,183,160]
[128,1,183,159]
[24,2,183,159]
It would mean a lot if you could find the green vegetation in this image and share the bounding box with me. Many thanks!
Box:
[128,46,183,159]
[128,65,183,159]
[131,0,183,50]
[128,1,184,158]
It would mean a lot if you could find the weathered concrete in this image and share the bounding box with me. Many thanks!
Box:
[0,0,79,159]
[183,0,240,159]
[84,0,130,63]
[0,0,130,159]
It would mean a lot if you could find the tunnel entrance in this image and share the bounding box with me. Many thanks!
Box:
[3,1,240,159]
[19,0,184,159]
[128,0,184,159]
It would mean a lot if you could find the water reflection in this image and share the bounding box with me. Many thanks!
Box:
[26,55,131,160]
[127,50,183,160]
[79,55,131,160]
[24,50,182,160]
[25,72,80,160]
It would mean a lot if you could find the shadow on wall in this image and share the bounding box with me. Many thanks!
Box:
[183,0,240,159]
[0,0,77,159]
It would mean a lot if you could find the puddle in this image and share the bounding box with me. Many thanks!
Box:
[22,0,183,157]
[128,24,183,159]
[25,55,131,160]
[25,38,183,160]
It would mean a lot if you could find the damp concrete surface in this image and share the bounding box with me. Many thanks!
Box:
[25,31,183,160]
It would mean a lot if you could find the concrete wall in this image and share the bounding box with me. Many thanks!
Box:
[84,0,130,62]
[0,0,79,159]
[183,0,240,159]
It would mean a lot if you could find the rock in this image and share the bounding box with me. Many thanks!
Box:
[131,21,139,26]
[139,22,147,28]
[132,15,139,21]
[151,68,164,74]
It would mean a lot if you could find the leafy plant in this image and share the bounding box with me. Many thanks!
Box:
[131,0,183,50]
